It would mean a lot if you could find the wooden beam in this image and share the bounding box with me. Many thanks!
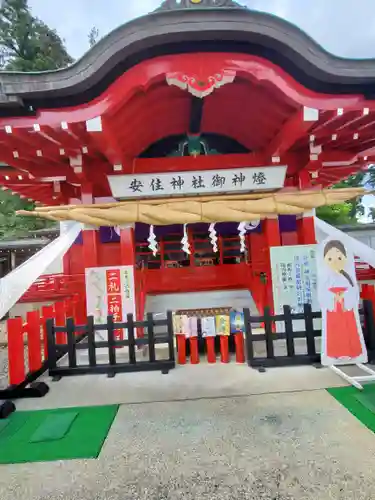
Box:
[83,116,124,166]
[131,152,286,174]
[1,128,68,167]
[189,97,204,134]
[311,109,347,134]
[265,107,318,157]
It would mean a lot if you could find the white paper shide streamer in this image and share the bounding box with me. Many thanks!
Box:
[181,223,191,255]
[245,220,260,232]
[238,220,261,253]
[147,225,158,256]
[209,223,218,253]
[238,222,247,253]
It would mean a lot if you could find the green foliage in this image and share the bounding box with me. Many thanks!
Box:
[0,0,73,71]
[0,0,71,239]
[0,190,53,239]
[316,203,356,225]
[316,166,375,225]
[88,26,99,48]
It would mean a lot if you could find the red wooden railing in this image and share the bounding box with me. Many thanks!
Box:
[20,273,85,302]
[361,284,375,310]
[6,295,86,387]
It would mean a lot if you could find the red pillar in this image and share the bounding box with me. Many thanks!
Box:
[120,226,135,266]
[82,228,99,268]
[81,184,99,269]
[120,226,142,336]
[263,217,281,311]
[264,217,281,248]
[297,212,316,245]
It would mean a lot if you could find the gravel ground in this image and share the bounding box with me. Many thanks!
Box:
[0,347,9,389]
[1,391,375,499]
[0,346,29,390]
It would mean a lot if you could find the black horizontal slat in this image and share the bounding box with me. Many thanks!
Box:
[250,355,320,368]
[49,360,176,377]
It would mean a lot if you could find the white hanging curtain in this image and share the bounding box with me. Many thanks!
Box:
[0,221,83,318]
[314,217,375,268]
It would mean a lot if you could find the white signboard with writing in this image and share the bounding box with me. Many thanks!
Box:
[108,166,287,199]
[270,245,320,332]
[85,265,136,342]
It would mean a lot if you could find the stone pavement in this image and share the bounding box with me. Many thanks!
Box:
[16,363,347,411]
[1,390,375,500]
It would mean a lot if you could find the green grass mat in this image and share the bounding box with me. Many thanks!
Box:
[0,405,119,464]
[327,384,375,433]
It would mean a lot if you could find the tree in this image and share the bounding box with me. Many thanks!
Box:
[0,190,53,239]
[88,26,99,48]
[316,165,375,225]
[0,0,72,239]
[0,0,73,71]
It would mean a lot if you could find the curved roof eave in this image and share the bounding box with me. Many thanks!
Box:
[1,8,375,110]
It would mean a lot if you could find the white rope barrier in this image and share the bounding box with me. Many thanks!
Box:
[0,221,83,318]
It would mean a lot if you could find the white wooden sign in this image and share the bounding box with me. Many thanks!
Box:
[108,166,287,199]
[85,265,136,341]
[270,244,320,332]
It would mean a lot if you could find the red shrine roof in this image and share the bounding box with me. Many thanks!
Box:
[0,1,375,205]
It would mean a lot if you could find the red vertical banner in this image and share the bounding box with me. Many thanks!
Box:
[106,269,123,340]
[106,269,121,294]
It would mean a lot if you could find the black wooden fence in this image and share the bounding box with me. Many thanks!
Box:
[243,300,375,368]
[46,312,175,378]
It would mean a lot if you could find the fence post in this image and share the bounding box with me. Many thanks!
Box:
[41,305,54,360]
[74,295,86,325]
[64,298,74,320]
[66,317,77,368]
[264,307,274,359]
[26,310,42,373]
[189,337,199,364]
[205,336,216,363]
[127,313,136,365]
[234,332,245,364]
[283,305,295,357]
[107,316,117,367]
[304,304,316,357]
[46,318,57,373]
[220,335,230,364]
[7,317,25,386]
[54,301,66,345]
[166,311,175,362]
[86,316,97,367]
[243,308,254,365]
[363,300,375,362]
[361,284,375,306]
[147,313,156,363]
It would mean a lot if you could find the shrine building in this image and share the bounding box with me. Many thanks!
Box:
[1,0,375,319]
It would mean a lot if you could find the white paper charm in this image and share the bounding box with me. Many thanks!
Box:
[147,225,158,256]
[238,222,247,253]
[181,223,191,255]
[209,223,218,253]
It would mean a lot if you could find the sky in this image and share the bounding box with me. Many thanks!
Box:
[28,0,375,61]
